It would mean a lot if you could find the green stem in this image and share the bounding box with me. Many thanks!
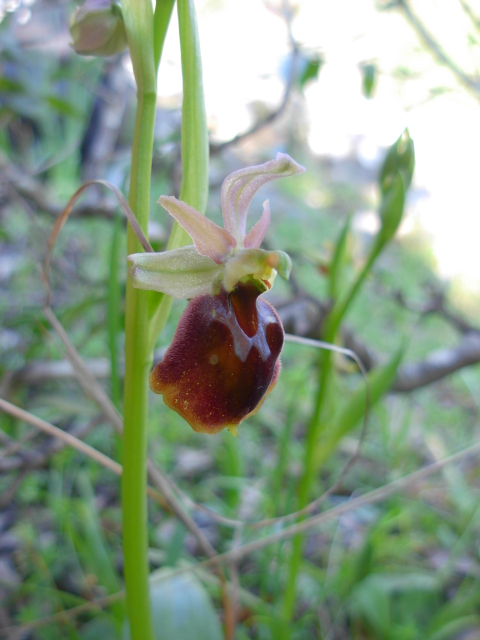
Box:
[120,0,207,636]
[120,0,180,632]
[122,89,157,640]
[120,0,161,634]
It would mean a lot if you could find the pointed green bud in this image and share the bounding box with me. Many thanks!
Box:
[379,128,415,195]
[70,0,127,57]
[376,172,405,248]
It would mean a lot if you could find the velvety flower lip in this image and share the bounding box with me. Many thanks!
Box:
[128,153,305,298]
[149,282,284,435]
[127,153,305,435]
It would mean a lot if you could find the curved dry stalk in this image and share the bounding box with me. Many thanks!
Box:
[43,179,153,302]
[45,179,153,277]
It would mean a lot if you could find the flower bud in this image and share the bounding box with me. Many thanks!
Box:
[377,172,405,246]
[70,0,127,57]
[378,128,415,195]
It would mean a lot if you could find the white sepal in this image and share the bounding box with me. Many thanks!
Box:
[128,245,224,299]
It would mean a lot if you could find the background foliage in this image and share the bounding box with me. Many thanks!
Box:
[1,0,480,638]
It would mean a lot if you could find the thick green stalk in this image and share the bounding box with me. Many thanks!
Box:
[122,90,156,640]
[120,0,157,636]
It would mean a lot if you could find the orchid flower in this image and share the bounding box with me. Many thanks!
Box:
[128,153,305,435]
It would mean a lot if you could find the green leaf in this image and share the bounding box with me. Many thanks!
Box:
[315,345,404,467]
[124,570,224,640]
[350,574,391,636]
[0,77,23,93]
[379,129,415,195]
[361,63,377,98]
[46,95,83,119]
[376,171,405,247]
[153,0,175,73]
[427,588,480,635]
[428,616,480,640]
[298,54,324,89]
[329,214,351,300]
[75,473,124,627]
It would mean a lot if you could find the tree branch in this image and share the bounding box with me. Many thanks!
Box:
[393,332,480,391]
[394,0,480,95]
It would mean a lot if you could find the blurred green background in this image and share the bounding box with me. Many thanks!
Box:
[1,0,480,638]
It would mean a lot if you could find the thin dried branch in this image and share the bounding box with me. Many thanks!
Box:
[197,435,480,567]
[0,418,99,473]
[8,348,165,387]
[0,157,116,220]
[390,286,479,334]
[276,292,480,390]
[10,357,112,386]
[0,591,124,638]
[210,2,299,154]
[459,0,480,32]
[0,399,168,509]
[44,180,153,288]
[43,306,124,433]
[0,399,122,475]
[393,0,480,95]
[393,332,480,392]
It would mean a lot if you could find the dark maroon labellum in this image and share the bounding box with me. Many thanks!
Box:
[149,282,284,434]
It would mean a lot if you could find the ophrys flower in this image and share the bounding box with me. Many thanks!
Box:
[128,153,305,434]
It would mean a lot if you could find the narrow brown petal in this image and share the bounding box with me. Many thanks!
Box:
[149,283,284,434]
